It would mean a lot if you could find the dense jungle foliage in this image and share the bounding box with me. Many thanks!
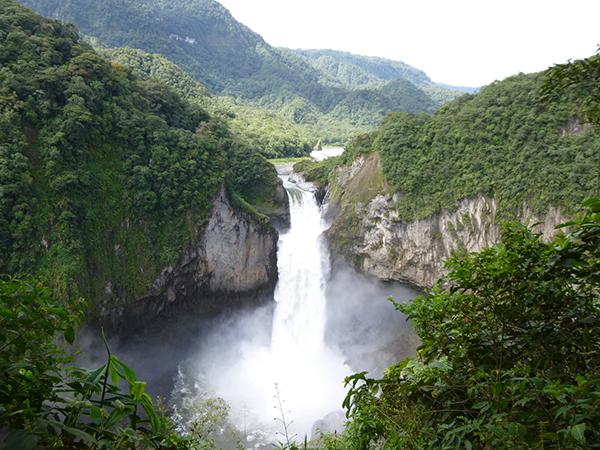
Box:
[101,47,314,158]
[0,0,279,311]
[20,0,453,144]
[340,198,600,449]
[377,70,599,219]
[0,277,226,449]
[296,62,599,221]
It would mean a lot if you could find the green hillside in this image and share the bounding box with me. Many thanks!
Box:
[0,0,280,310]
[378,71,599,219]
[20,0,452,144]
[296,67,599,221]
[286,48,432,89]
[287,48,469,105]
[102,47,313,158]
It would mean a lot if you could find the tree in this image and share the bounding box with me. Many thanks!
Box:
[343,198,600,449]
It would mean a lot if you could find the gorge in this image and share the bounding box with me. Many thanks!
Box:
[110,159,420,446]
[1,0,599,448]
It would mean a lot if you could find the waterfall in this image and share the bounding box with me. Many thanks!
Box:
[272,182,330,356]
[191,177,349,441]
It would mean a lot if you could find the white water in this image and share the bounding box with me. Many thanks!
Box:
[310,146,345,161]
[202,179,350,440]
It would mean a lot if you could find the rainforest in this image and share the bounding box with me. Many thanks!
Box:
[1,0,599,449]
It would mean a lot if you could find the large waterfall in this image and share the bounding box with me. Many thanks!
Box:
[189,178,349,441]
[168,172,419,446]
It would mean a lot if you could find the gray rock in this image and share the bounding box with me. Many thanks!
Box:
[107,186,279,332]
[325,154,567,288]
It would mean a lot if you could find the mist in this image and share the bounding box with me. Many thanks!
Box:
[76,180,420,447]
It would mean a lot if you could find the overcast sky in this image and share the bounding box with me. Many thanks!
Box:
[218,0,599,87]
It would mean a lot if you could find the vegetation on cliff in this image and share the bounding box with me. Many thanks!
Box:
[0,0,279,311]
[378,69,599,220]
[340,198,600,449]
[296,58,599,223]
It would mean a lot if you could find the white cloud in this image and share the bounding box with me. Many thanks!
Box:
[218,0,599,87]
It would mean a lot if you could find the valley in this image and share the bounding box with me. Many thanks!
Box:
[0,0,599,448]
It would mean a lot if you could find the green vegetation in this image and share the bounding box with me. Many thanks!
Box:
[293,158,343,190]
[0,0,279,311]
[544,53,600,127]
[100,47,314,158]
[20,0,455,146]
[288,48,468,106]
[377,71,599,219]
[0,277,239,449]
[287,48,433,89]
[299,65,599,221]
[268,157,310,165]
[340,198,600,449]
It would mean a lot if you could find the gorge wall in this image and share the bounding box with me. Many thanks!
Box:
[104,186,280,332]
[322,153,567,288]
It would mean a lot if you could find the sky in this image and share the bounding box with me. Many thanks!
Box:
[218,0,599,87]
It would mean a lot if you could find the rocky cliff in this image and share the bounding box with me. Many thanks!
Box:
[105,186,280,332]
[323,153,567,288]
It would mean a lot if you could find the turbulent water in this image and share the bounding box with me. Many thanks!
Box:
[165,175,419,446]
[198,179,350,440]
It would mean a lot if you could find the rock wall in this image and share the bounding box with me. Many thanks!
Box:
[107,186,279,332]
[267,181,291,230]
[324,153,568,288]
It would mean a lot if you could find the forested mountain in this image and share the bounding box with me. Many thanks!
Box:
[377,71,599,219]
[287,48,471,103]
[19,0,455,143]
[102,47,313,158]
[0,0,281,308]
[297,66,599,221]
[286,48,432,89]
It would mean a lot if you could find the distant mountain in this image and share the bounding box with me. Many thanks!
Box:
[285,48,433,89]
[19,0,459,141]
[436,82,479,94]
[287,48,472,102]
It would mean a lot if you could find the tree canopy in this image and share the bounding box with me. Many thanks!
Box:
[0,0,280,311]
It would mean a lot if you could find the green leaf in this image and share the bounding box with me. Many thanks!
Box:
[85,365,106,388]
[569,423,586,445]
[130,381,146,401]
[64,325,75,344]
[3,430,39,450]
[63,425,96,443]
[105,408,131,429]
[554,405,570,419]
[141,394,161,432]
[110,356,137,384]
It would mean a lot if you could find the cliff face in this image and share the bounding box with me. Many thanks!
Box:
[324,153,567,288]
[105,187,279,332]
[266,181,291,230]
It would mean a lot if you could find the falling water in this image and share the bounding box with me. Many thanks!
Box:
[192,177,350,441]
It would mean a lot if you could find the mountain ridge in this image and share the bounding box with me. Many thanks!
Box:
[19,0,462,143]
